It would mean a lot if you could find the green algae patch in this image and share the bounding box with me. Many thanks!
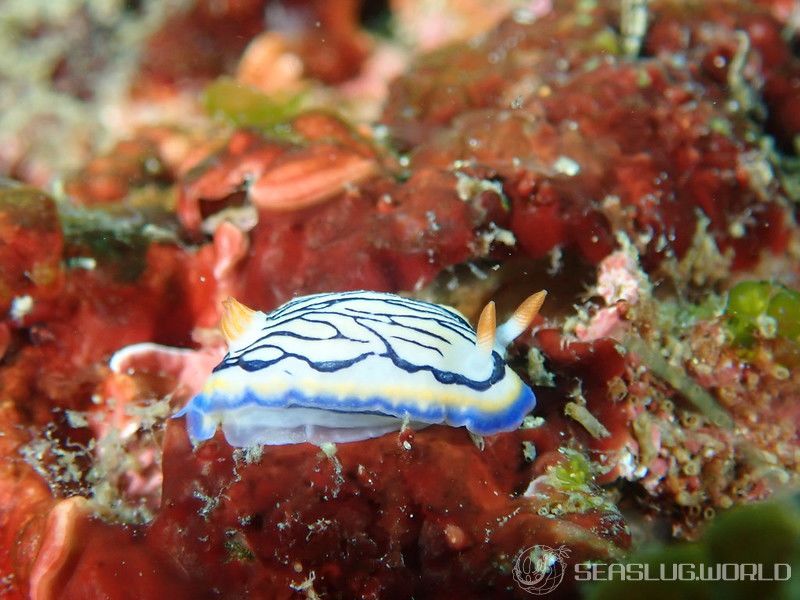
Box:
[549,448,594,492]
[726,281,800,346]
[202,77,305,130]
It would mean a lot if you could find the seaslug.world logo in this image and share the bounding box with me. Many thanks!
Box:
[512,544,571,595]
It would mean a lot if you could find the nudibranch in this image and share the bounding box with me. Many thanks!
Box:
[175,290,546,446]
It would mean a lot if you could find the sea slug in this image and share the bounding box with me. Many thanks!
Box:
[176,290,546,446]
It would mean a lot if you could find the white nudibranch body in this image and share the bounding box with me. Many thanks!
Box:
[175,290,546,446]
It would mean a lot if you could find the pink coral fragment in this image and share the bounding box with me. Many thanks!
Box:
[596,249,642,306]
[576,248,645,341]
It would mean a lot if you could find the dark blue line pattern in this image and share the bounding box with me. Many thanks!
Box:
[213,291,506,391]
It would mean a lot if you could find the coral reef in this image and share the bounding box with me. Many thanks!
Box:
[384,1,794,270]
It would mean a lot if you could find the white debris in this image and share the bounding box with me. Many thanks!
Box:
[9,295,33,321]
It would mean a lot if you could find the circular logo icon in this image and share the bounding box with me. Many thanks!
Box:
[512,544,571,595]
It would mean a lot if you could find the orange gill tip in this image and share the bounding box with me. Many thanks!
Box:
[220,297,256,344]
[476,300,497,353]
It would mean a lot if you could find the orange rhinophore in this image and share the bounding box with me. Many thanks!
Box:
[496,290,547,349]
[220,297,257,344]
